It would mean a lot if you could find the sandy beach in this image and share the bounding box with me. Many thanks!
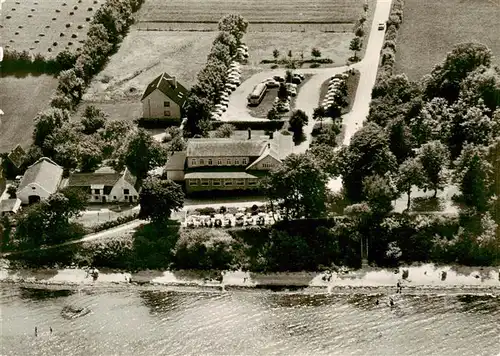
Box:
[1,261,499,294]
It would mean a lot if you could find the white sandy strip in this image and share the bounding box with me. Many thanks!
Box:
[1,264,499,291]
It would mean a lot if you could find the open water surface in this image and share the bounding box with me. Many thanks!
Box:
[1,285,499,356]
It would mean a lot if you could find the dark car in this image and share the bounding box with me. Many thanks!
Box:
[273,75,285,83]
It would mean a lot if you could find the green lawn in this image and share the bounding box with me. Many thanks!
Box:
[395,0,500,81]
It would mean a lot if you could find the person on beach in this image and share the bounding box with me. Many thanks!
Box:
[50,327,52,334]
[396,282,400,293]
[389,297,394,307]
[35,327,37,337]
[376,299,379,305]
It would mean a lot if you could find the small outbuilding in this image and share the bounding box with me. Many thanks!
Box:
[17,157,63,205]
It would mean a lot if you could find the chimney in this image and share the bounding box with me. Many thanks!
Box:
[247,128,251,140]
[171,76,177,88]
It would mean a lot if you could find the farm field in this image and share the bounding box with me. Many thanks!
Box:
[0,75,58,153]
[83,30,218,106]
[136,0,364,24]
[0,0,104,56]
[395,0,500,81]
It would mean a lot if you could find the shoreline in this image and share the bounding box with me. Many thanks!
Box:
[1,263,499,294]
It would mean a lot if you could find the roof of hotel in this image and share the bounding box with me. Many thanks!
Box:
[68,168,136,187]
[186,138,266,158]
[165,151,186,171]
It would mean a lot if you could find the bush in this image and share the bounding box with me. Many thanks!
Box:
[310,63,320,68]
[82,236,134,269]
[89,213,138,233]
[195,207,217,216]
[174,229,236,270]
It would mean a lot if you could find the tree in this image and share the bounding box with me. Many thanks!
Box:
[459,66,500,113]
[313,106,326,128]
[78,138,103,172]
[273,49,280,60]
[81,105,107,135]
[423,42,492,102]
[267,107,281,121]
[49,93,73,111]
[387,117,414,164]
[409,97,450,146]
[261,153,328,220]
[183,93,212,138]
[217,14,248,43]
[453,144,493,213]
[362,174,397,216]
[57,69,85,103]
[338,122,397,202]
[33,108,71,148]
[417,140,450,197]
[349,37,362,60]
[139,177,184,224]
[289,109,309,140]
[285,69,293,83]
[395,158,425,210]
[207,42,232,66]
[55,49,78,71]
[213,31,238,57]
[213,124,235,138]
[311,47,321,58]
[277,83,288,101]
[167,136,186,153]
[6,186,17,199]
[117,129,167,180]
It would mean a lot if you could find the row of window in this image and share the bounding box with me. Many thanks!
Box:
[189,179,258,187]
[190,158,248,166]
[93,189,130,195]
[93,195,137,200]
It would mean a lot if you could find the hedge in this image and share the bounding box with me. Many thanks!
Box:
[0,49,77,75]
[88,213,139,233]
[375,0,404,82]
[136,117,182,128]
[211,120,285,131]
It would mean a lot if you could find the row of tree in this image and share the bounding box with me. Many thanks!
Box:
[0,49,77,75]
[183,14,248,137]
[349,3,368,61]
[378,0,404,80]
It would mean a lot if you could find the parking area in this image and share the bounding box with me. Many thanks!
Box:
[184,205,282,228]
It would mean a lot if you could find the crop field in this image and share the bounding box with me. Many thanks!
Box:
[395,0,500,81]
[0,75,58,153]
[0,0,104,56]
[136,0,365,30]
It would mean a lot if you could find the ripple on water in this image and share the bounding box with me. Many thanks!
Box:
[0,285,499,356]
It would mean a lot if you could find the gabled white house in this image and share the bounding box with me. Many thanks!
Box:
[17,157,63,205]
[66,167,139,203]
[141,73,188,119]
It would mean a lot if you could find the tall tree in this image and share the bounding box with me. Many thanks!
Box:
[313,106,326,128]
[289,109,309,140]
[217,14,248,44]
[261,153,328,220]
[117,129,167,180]
[417,140,450,197]
[81,105,108,135]
[423,42,492,102]
[349,37,362,60]
[33,108,70,148]
[139,177,184,224]
[395,158,425,210]
[453,144,493,213]
[362,174,397,216]
[338,122,397,202]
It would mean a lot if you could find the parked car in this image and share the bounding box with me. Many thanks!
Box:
[273,75,285,83]
[225,83,237,91]
[264,79,279,88]
[276,101,290,112]
[295,72,305,80]
[378,22,385,30]
[291,76,302,85]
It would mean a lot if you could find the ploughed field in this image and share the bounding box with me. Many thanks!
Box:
[135,0,364,32]
[395,0,500,81]
[0,0,104,56]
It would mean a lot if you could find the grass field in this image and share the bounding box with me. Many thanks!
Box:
[0,0,104,56]
[0,75,58,153]
[395,0,500,81]
[136,0,364,24]
[83,30,217,104]
[244,31,353,69]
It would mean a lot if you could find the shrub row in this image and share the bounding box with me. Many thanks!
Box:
[0,49,77,75]
[376,0,404,82]
[88,213,139,234]
[260,58,333,65]
[210,119,285,131]
[183,15,248,137]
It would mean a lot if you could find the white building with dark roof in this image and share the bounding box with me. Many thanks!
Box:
[164,130,293,193]
[66,167,138,203]
[17,157,63,205]
[141,73,188,119]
